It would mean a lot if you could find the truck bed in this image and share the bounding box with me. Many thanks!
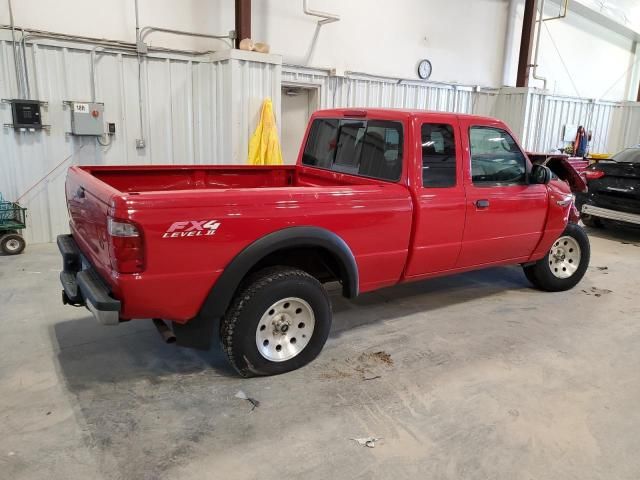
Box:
[82,165,378,193]
[66,164,414,322]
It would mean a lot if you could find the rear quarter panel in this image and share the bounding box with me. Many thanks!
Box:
[112,181,413,321]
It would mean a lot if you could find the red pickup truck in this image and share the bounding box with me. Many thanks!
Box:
[58,108,589,376]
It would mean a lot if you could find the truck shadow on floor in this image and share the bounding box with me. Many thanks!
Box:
[53,266,531,390]
[50,266,542,479]
[583,223,640,246]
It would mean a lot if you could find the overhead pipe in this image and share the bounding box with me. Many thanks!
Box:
[6,26,217,56]
[530,0,569,91]
[7,0,24,98]
[303,0,340,25]
[134,0,145,149]
[299,0,340,65]
[532,0,548,91]
[138,26,234,51]
[20,29,31,99]
[544,0,569,21]
[132,0,234,148]
[502,0,520,86]
[88,46,127,102]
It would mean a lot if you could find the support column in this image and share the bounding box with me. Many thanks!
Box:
[235,0,252,47]
[516,0,537,87]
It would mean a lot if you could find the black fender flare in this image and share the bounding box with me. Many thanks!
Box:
[173,226,358,350]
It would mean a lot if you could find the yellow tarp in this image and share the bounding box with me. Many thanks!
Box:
[247,98,283,166]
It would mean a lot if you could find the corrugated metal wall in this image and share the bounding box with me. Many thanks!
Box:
[282,66,638,156]
[521,93,618,154]
[281,65,498,115]
[0,36,280,243]
[608,103,640,151]
[3,45,640,245]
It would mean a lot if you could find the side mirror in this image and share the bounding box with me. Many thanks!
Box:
[530,164,552,185]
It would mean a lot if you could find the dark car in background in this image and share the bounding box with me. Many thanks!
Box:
[577,147,640,228]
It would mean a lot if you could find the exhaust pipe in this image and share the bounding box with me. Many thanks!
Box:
[152,318,176,344]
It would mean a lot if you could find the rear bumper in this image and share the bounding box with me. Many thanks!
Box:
[581,204,640,225]
[57,234,121,325]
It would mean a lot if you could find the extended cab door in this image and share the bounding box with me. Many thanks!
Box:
[456,119,548,267]
[404,116,466,277]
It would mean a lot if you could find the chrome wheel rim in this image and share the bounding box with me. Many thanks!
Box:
[549,235,581,279]
[5,239,20,252]
[256,297,315,362]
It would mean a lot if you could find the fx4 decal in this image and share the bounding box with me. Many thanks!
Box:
[162,220,221,238]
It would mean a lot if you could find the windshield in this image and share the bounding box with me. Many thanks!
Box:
[611,148,640,164]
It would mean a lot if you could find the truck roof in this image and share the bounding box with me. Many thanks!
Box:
[313,108,500,124]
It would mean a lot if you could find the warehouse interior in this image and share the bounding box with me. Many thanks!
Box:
[1,1,640,479]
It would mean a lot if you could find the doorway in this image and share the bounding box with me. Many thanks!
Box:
[281,86,319,164]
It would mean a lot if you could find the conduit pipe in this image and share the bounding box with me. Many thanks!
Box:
[502,0,520,86]
[532,0,548,91]
[7,0,24,98]
[544,0,568,21]
[299,0,340,65]
[303,0,340,25]
[531,0,568,91]
[20,29,31,99]
[138,26,234,51]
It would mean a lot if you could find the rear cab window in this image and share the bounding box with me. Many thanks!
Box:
[302,118,403,182]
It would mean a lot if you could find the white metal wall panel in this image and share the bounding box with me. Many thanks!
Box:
[2,43,639,245]
[282,66,491,115]
[607,103,640,152]
[492,89,620,154]
[283,66,633,156]
[231,58,282,164]
[0,37,281,244]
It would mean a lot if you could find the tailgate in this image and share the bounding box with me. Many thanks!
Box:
[66,166,119,272]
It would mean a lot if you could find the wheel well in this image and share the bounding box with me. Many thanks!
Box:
[176,228,358,351]
[248,246,351,295]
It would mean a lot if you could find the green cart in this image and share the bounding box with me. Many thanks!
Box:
[0,195,27,255]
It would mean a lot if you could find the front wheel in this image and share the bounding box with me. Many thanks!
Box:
[523,223,590,292]
[221,267,332,377]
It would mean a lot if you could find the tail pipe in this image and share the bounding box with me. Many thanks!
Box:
[152,318,176,344]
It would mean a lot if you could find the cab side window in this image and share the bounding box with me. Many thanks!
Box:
[469,127,526,185]
[422,123,457,188]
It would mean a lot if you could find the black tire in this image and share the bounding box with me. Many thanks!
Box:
[221,267,332,377]
[523,223,590,292]
[0,233,26,255]
[581,214,603,228]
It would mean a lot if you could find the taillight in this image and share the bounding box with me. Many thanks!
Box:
[585,170,605,180]
[107,217,145,274]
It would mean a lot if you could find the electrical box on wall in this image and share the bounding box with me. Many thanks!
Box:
[11,100,42,129]
[70,102,104,136]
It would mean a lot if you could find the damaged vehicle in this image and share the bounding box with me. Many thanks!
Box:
[576,146,640,228]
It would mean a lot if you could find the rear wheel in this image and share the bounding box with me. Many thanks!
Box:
[221,267,332,377]
[523,223,590,292]
[0,233,26,255]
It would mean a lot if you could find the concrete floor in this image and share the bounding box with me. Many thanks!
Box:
[1,226,639,480]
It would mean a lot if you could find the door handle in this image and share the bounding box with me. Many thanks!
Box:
[475,199,490,209]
